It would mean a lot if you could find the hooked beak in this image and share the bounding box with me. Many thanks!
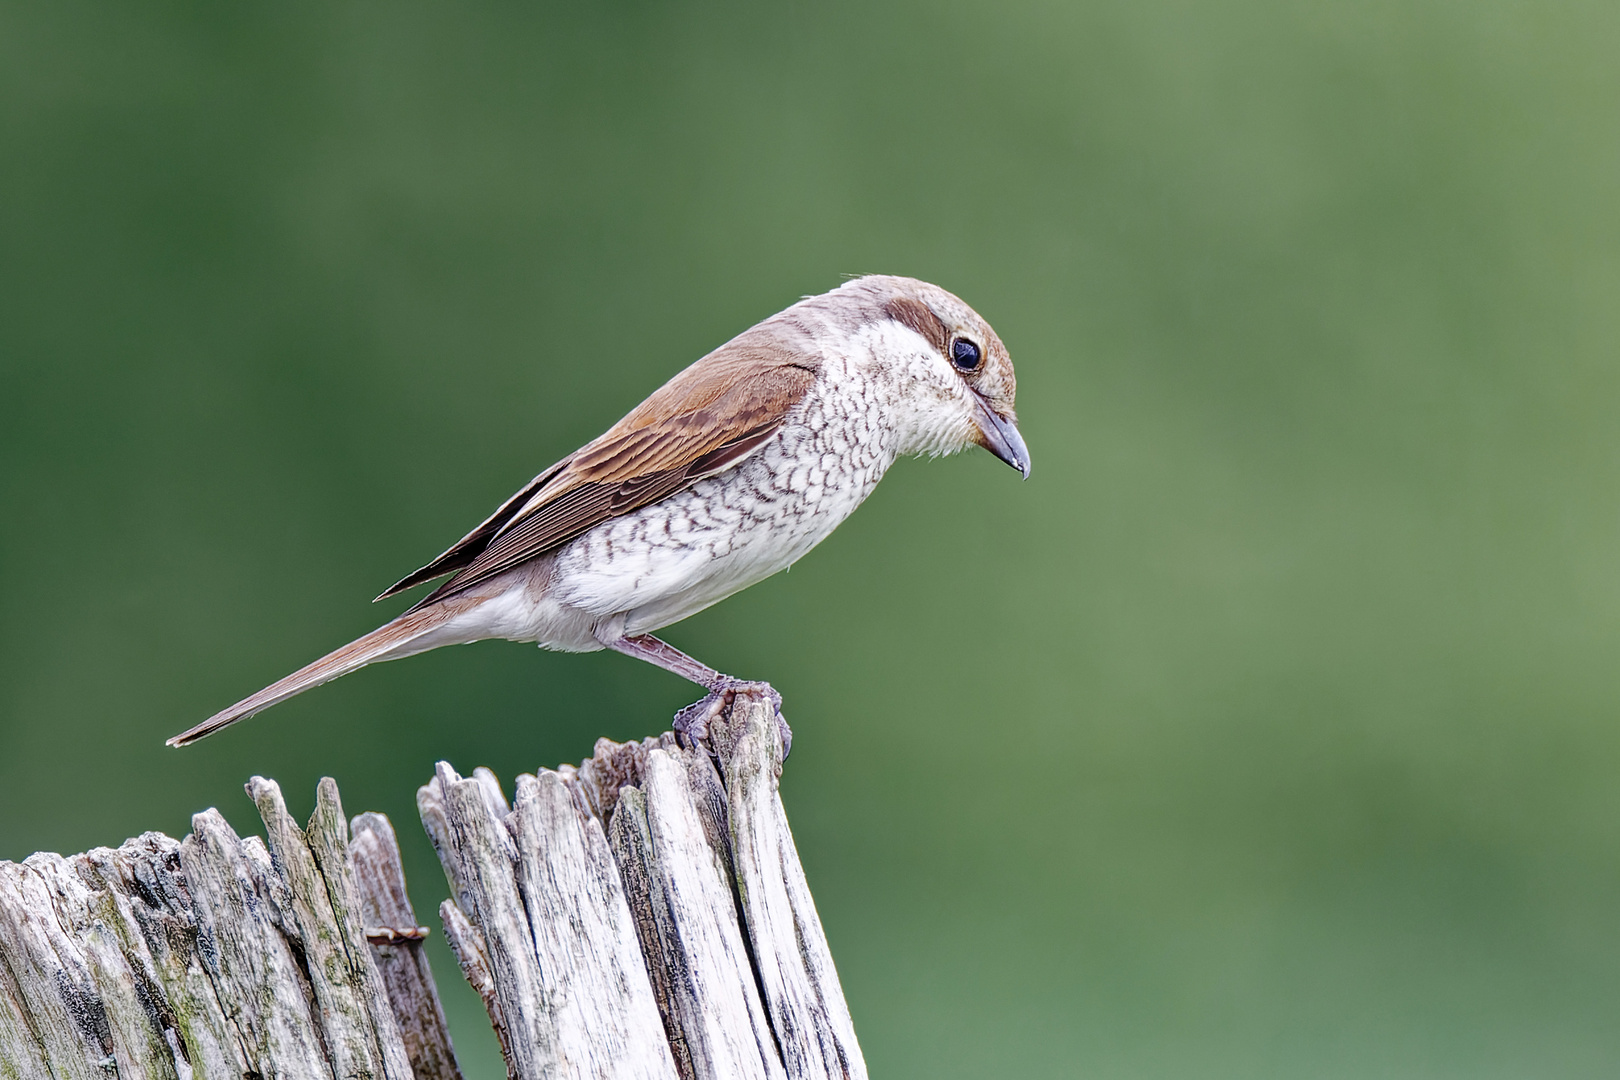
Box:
[971,396,1031,479]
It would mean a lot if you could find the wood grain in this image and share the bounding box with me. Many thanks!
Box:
[428,692,867,1080]
[2,696,867,1080]
[0,780,428,1080]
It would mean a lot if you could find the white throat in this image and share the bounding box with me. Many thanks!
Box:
[839,319,981,461]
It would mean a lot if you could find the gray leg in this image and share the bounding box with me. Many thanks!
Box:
[599,631,790,755]
[603,633,721,687]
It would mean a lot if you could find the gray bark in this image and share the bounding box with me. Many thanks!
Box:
[350,812,462,1080]
[418,760,678,1080]
[0,779,444,1080]
[707,708,864,1080]
[1,692,866,1080]
[427,692,867,1080]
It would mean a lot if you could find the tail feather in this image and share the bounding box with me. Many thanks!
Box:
[168,601,473,747]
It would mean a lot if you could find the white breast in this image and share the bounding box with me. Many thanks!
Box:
[545,354,899,639]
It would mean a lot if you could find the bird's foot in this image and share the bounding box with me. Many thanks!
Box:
[673,677,792,759]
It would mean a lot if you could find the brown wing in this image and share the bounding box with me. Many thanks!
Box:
[375,457,572,600]
[387,334,818,612]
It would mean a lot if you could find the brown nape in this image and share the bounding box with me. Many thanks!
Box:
[883,296,950,355]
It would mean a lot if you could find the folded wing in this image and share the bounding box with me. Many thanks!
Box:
[382,335,819,612]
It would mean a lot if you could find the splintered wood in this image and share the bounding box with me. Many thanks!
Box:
[0,695,865,1080]
[421,695,867,1080]
[0,777,454,1080]
[350,813,461,1080]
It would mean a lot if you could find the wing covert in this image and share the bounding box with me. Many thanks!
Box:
[391,338,818,611]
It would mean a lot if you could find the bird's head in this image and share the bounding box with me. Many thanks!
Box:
[816,275,1029,478]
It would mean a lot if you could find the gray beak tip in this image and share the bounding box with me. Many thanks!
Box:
[973,397,1032,481]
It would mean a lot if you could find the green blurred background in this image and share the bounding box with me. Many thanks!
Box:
[4,1,1619,1076]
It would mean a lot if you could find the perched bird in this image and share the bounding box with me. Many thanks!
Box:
[168,275,1028,748]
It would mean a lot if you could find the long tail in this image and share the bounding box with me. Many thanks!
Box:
[168,599,476,747]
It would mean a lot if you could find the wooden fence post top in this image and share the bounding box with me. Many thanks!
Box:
[1,691,865,1080]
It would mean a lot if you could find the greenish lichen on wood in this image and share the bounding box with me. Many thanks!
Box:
[0,781,455,1080]
[248,776,416,1080]
[1,696,867,1080]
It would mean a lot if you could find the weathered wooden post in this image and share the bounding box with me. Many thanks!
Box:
[0,776,443,1080]
[0,692,866,1080]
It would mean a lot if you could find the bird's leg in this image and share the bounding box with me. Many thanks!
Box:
[601,632,790,756]
[604,633,722,687]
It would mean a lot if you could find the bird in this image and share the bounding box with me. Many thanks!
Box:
[168,275,1028,748]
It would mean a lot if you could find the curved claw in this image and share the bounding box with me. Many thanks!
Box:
[672,692,725,746]
[672,678,791,759]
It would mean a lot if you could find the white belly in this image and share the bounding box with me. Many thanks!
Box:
[547,376,893,639]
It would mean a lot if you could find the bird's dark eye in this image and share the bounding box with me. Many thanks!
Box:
[951,338,982,371]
